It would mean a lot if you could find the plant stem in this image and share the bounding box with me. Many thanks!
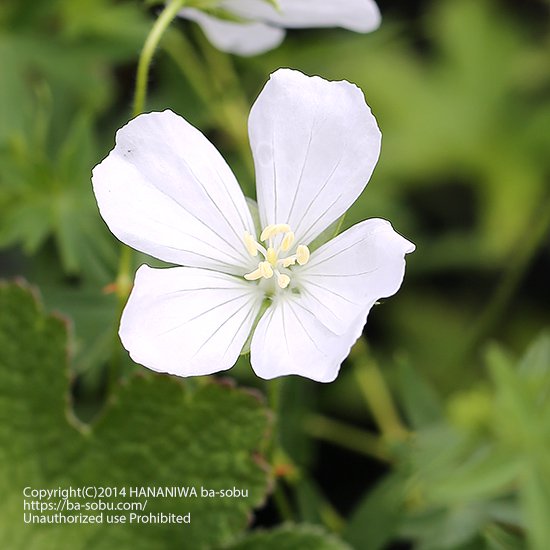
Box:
[462,193,550,354]
[118,0,187,299]
[304,414,390,462]
[352,340,409,442]
[110,0,186,386]
[273,483,294,522]
[132,0,186,117]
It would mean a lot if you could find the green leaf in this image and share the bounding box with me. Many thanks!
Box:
[517,332,550,379]
[0,111,117,277]
[295,477,326,526]
[278,378,316,466]
[344,472,406,550]
[0,282,271,549]
[521,466,550,550]
[427,447,522,504]
[483,523,527,550]
[401,504,487,550]
[227,524,352,550]
[487,340,550,452]
[396,360,444,428]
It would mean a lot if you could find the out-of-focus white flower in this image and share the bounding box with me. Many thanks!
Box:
[92,69,414,383]
[178,0,381,56]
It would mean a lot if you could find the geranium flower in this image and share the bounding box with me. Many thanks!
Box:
[92,69,414,382]
[178,0,381,56]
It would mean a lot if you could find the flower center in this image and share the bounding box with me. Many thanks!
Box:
[243,224,310,289]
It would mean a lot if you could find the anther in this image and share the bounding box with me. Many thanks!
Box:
[244,267,263,281]
[260,224,276,242]
[274,223,291,234]
[277,273,291,289]
[260,223,292,241]
[281,257,296,268]
[296,245,310,265]
[244,224,309,288]
[259,261,274,279]
[281,231,295,252]
[244,232,259,256]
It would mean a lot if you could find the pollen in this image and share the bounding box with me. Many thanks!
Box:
[243,224,310,289]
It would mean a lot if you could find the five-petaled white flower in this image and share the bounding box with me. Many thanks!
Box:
[92,69,414,383]
[178,0,381,56]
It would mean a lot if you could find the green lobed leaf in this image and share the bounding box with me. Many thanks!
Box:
[0,111,118,276]
[0,281,271,549]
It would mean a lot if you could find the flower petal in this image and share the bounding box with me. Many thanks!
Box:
[92,110,255,274]
[224,0,381,33]
[249,69,381,245]
[295,219,415,334]
[179,8,285,56]
[250,296,371,382]
[120,265,263,377]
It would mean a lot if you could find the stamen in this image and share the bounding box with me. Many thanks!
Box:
[274,223,291,234]
[277,273,290,289]
[244,232,259,257]
[281,231,295,252]
[244,267,263,281]
[259,261,273,279]
[296,245,310,265]
[260,223,291,241]
[244,224,310,288]
[260,224,276,241]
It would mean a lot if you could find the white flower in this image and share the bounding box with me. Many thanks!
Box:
[178,0,381,56]
[92,69,414,383]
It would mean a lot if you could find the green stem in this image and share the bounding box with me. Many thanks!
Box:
[132,0,186,117]
[273,483,294,522]
[351,340,409,442]
[303,414,390,462]
[266,378,296,521]
[119,0,186,293]
[110,0,186,387]
[462,194,550,354]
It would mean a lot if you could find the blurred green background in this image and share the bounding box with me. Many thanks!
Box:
[1,0,549,548]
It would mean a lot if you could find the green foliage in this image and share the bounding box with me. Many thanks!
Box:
[344,472,407,550]
[265,0,550,264]
[0,0,149,276]
[0,112,118,276]
[227,524,352,550]
[1,0,549,548]
[346,333,550,549]
[0,282,271,549]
